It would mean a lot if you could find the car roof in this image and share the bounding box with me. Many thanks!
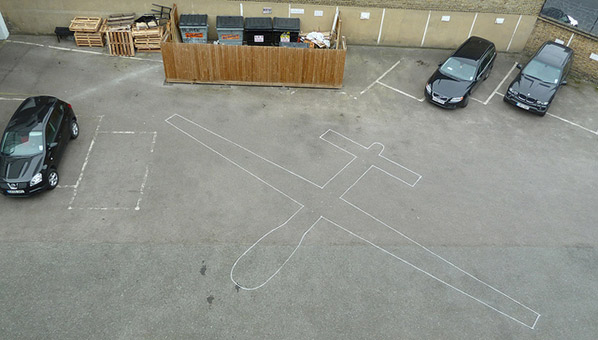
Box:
[6,96,58,132]
[452,36,494,61]
[535,42,573,67]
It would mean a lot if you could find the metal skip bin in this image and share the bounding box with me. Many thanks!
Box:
[273,17,300,46]
[217,16,244,45]
[179,14,208,43]
[244,17,272,46]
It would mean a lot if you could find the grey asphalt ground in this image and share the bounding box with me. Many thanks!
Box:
[0,35,597,339]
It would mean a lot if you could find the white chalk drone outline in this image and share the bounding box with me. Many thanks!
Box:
[166,114,540,329]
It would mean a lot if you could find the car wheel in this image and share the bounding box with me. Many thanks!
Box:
[460,95,470,108]
[70,120,79,139]
[47,170,59,190]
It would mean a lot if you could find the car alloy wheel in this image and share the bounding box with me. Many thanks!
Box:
[47,170,59,190]
[70,120,79,139]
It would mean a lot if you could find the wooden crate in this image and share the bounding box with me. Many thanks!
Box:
[74,19,107,47]
[107,29,135,56]
[133,25,165,52]
[69,16,102,33]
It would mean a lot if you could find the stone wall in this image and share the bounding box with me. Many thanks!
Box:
[238,0,545,15]
[525,17,598,82]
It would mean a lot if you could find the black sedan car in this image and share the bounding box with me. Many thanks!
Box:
[0,96,79,196]
[425,36,497,109]
[504,41,573,116]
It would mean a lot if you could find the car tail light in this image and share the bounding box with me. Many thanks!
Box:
[67,103,72,109]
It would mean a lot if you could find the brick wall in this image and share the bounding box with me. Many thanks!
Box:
[525,18,598,82]
[237,0,545,15]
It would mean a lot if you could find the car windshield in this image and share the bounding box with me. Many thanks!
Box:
[439,57,477,81]
[522,59,561,84]
[0,130,44,156]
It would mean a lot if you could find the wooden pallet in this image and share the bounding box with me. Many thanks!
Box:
[107,29,135,56]
[133,25,165,52]
[74,19,107,47]
[69,16,102,32]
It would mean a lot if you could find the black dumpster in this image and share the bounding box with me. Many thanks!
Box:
[244,17,273,46]
[273,17,300,46]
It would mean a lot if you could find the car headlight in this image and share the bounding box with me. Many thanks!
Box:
[448,97,463,103]
[538,101,549,106]
[508,88,518,95]
[30,173,43,186]
[425,83,432,93]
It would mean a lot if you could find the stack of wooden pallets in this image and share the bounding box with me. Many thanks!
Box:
[106,13,136,56]
[107,27,135,57]
[132,22,165,52]
[69,17,106,47]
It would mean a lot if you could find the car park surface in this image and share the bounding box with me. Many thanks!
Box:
[1,36,598,339]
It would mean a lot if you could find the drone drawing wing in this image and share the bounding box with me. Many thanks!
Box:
[166,114,540,329]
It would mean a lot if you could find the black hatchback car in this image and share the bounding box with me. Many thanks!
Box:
[425,36,497,109]
[504,41,573,116]
[0,96,79,196]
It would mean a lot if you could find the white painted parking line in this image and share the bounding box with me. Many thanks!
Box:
[496,92,598,135]
[68,115,103,210]
[547,113,598,135]
[493,93,597,135]
[484,62,518,105]
[360,60,401,96]
[67,116,157,210]
[377,81,425,102]
[470,97,484,104]
[135,165,150,211]
[6,39,162,63]
[0,97,26,101]
[6,40,44,47]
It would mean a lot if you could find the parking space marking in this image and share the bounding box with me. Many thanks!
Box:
[68,115,103,210]
[6,39,163,63]
[360,60,402,96]
[547,113,598,135]
[492,92,598,135]
[377,81,425,102]
[168,114,540,329]
[507,15,523,52]
[0,97,26,101]
[470,97,484,104]
[67,116,157,210]
[482,62,518,105]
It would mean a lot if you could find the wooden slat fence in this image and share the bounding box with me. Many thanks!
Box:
[160,4,346,89]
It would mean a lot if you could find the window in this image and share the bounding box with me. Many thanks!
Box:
[46,108,63,143]
[540,0,598,37]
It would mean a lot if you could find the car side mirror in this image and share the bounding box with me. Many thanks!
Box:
[438,62,443,67]
[516,64,522,70]
[48,142,58,149]
[561,80,567,85]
